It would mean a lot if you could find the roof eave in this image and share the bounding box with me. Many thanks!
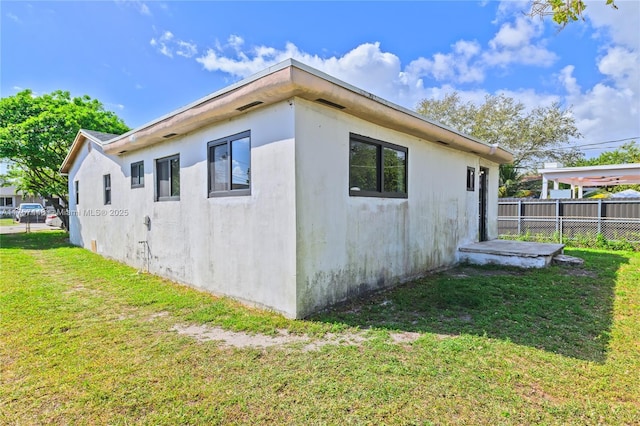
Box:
[99,60,512,164]
[60,129,112,174]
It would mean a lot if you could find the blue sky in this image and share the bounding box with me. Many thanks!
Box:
[2,1,639,159]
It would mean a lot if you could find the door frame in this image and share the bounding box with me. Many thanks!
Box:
[479,167,489,241]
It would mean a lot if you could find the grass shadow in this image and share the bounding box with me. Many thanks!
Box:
[311,249,626,363]
[0,231,71,250]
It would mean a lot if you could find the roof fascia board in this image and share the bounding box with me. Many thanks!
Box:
[60,130,104,174]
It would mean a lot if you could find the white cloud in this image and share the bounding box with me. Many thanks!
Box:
[597,46,638,82]
[228,34,244,51]
[116,1,152,16]
[7,13,22,23]
[483,44,557,67]
[490,16,539,49]
[196,41,404,102]
[495,89,560,112]
[586,0,639,50]
[560,64,639,146]
[484,16,557,67]
[139,3,151,16]
[194,36,555,111]
[557,1,640,146]
[176,41,197,58]
[161,31,173,41]
[402,40,484,85]
[493,0,529,24]
[398,15,555,88]
[150,31,196,59]
[187,1,637,154]
[558,65,581,96]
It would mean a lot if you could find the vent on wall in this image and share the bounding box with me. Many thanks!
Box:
[163,133,178,139]
[315,98,346,110]
[436,140,449,146]
[236,101,264,112]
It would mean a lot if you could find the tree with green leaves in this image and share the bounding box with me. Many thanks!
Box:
[0,90,129,229]
[571,141,639,166]
[416,92,583,197]
[528,0,617,28]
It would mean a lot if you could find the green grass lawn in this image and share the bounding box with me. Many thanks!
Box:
[0,218,15,226]
[1,231,638,424]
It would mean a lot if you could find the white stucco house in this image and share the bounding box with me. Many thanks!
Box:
[60,60,512,318]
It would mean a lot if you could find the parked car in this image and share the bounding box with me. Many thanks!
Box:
[45,213,63,227]
[14,203,46,223]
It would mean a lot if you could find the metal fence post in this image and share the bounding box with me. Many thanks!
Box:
[517,199,522,236]
[555,199,560,234]
[560,217,563,243]
[597,199,603,235]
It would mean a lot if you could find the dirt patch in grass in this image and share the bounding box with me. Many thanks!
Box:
[172,324,309,348]
[171,322,420,350]
[516,381,566,406]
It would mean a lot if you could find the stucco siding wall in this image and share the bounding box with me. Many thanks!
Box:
[294,98,495,317]
[68,102,298,317]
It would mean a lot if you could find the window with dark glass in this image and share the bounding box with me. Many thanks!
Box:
[75,180,80,205]
[208,130,251,197]
[467,167,475,191]
[349,133,407,198]
[155,155,180,201]
[103,174,111,205]
[131,161,144,188]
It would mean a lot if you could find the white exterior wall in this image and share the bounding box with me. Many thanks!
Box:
[67,97,500,319]
[68,101,299,316]
[293,99,499,317]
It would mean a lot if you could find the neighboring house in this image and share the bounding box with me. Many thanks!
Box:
[60,60,512,318]
[0,159,47,217]
[539,162,640,199]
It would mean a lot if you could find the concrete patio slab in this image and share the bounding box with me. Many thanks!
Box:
[458,240,565,268]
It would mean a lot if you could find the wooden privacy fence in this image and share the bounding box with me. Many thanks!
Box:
[498,199,640,243]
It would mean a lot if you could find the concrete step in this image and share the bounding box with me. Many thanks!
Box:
[552,254,585,266]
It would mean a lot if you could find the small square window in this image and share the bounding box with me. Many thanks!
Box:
[104,174,112,205]
[467,167,475,191]
[131,161,144,188]
[155,155,180,201]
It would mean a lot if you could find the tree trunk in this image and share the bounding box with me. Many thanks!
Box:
[46,195,69,231]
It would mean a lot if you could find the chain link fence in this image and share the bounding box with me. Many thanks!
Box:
[498,199,640,244]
